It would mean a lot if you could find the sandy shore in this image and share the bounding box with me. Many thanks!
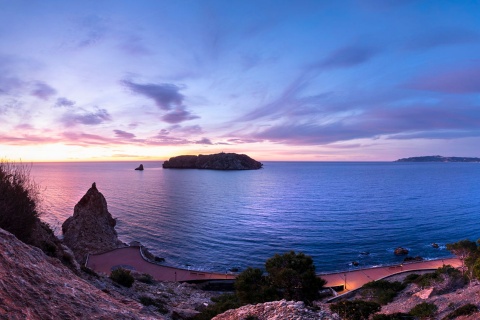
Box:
[320,257,461,294]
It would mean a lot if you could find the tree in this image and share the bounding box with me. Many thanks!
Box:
[446,239,477,277]
[265,251,326,303]
[235,267,270,304]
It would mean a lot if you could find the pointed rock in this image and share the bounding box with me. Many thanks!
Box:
[62,183,123,264]
[135,164,144,170]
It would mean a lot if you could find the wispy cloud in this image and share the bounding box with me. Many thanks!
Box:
[408,64,480,93]
[31,81,57,100]
[122,79,199,123]
[318,45,378,69]
[55,97,76,108]
[113,129,135,139]
[61,107,112,126]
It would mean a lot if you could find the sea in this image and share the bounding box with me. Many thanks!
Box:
[30,161,480,274]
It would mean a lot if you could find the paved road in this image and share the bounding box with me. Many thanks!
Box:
[86,246,237,282]
[319,257,462,294]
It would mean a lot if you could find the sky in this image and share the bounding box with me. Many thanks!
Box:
[1,0,480,162]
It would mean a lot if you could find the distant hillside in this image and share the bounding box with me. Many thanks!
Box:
[396,155,480,162]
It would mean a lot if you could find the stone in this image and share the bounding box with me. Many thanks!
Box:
[62,182,124,264]
[403,256,424,262]
[162,152,263,170]
[413,287,434,300]
[394,247,409,255]
[212,299,340,320]
[432,243,439,248]
[135,164,144,170]
[352,261,360,266]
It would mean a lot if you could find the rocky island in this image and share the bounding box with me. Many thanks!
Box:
[162,152,263,170]
[396,155,480,162]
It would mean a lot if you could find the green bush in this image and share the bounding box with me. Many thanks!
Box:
[0,161,42,243]
[403,273,420,284]
[137,273,155,284]
[139,295,168,314]
[362,280,406,305]
[442,303,478,320]
[110,268,135,288]
[265,251,326,303]
[235,267,271,304]
[409,302,437,319]
[330,300,381,320]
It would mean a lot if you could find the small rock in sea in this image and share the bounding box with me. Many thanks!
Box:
[403,256,424,262]
[228,267,240,272]
[432,243,439,248]
[134,164,144,171]
[352,261,359,266]
[394,247,409,255]
[154,256,165,263]
[360,251,370,256]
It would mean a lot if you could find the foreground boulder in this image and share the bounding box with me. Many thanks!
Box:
[162,152,263,170]
[0,227,160,319]
[135,164,144,170]
[212,300,339,320]
[62,182,123,264]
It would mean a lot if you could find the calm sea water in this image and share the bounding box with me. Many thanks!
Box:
[30,161,480,273]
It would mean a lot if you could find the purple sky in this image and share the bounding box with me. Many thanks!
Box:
[1,0,479,161]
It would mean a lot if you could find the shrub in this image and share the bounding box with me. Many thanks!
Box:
[110,268,135,288]
[442,303,478,320]
[138,295,168,314]
[362,280,406,305]
[409,302,437,319]
[403,273,420,284]
[235,267,270,304]
[0,160,42,243]
[137,273,155,284]
[330,300,381,320]
[265,251,326,303]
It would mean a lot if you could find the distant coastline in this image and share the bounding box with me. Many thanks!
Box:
[395,155,480,162]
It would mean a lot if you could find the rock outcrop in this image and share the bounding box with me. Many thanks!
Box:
[135,164,144,170]
[0,227,161,319]
[212,300,339,320]
[62,182,123,264]
[394,247,409,255]
[162,152,263,170]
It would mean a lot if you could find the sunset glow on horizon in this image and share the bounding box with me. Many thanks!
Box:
[1,1,480,162]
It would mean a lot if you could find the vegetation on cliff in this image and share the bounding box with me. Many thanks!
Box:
[395,155,480,162]
[162,152,263,170]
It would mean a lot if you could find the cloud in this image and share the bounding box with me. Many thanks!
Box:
[161,108,199,124]
[242,103,480,145]
[31,81,57,100]
[0,76,24,95]
[319,45,378,69]
[61,107,112,126]
[114,129,135,139]
[123,79,199,124]
[408,65,480,93]
[63,132,114,146]
[195,137,213,145]
[55,97,76,108]
[406,28,480,50]
[123,80,185,111]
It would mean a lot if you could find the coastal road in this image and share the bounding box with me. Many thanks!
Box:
[319,257,462,294]
[86,246,237,282]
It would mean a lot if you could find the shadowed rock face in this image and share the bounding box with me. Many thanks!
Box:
[62,183,123,264]
[0,228,160,319]
[162,153,263,170]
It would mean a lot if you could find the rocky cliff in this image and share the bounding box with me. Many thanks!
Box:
[62,182,124,264]
[0,227,161,319]
[162,152,263,170]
